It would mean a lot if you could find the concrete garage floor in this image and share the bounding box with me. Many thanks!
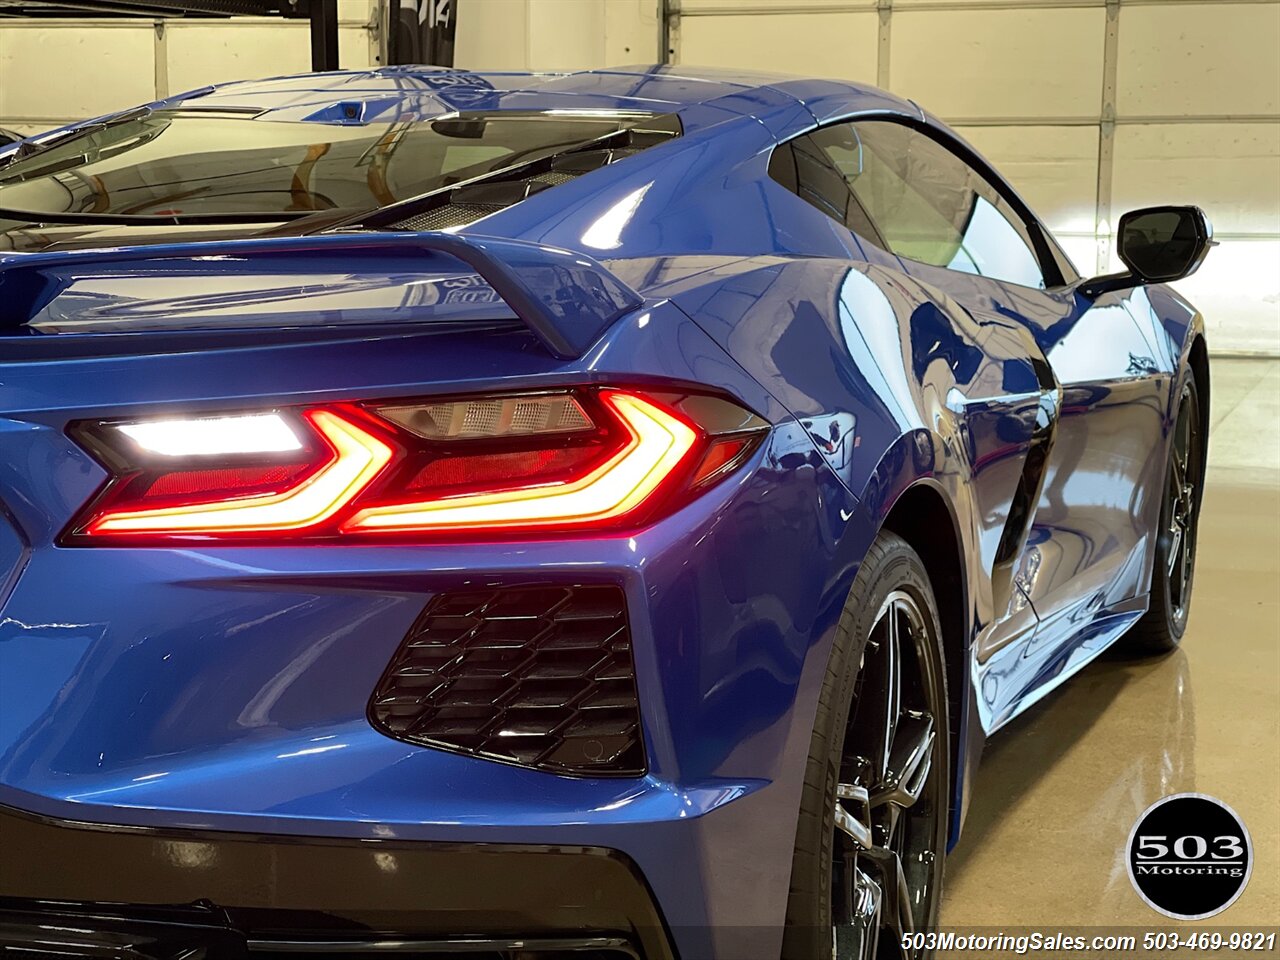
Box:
[939,358,1280,928]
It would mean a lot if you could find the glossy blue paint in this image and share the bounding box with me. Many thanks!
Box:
[1,232,641,358]
[0,65,1208,956]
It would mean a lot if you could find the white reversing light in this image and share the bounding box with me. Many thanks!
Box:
[117,413,303,457]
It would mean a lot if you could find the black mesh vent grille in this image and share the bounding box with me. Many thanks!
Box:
[370,585,644,776]
[369,115,680,234]
[395,203,500,232]
[527,170,577,187]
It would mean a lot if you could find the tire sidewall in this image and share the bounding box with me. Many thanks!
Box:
[783,532,951,958]
[1159,376,1203,642]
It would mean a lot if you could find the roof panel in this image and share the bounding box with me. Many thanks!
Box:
[164,66,915,139]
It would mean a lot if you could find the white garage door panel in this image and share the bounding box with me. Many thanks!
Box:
[680,0,875,9]
[1,122,61,137]
[892,0,1081,5]
[338,0,375,19]
[1056,233,1100,278]
[890,8,1104,120]
[531,0,607,71]
[0,24,155,120]
[166,23,312,97]
[1171,239,1280,354]
[954,125,1100,233]
[1113,123,1280,236]
[1118,3,1280,118]
[677,11,879,83]
[605,0,659,65]
[455,0,529,70]
[339,25,375,70]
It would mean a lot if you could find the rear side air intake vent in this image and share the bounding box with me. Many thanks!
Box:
[370,584,644,776]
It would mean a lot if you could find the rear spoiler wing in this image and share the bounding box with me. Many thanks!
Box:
[0,232,644,360]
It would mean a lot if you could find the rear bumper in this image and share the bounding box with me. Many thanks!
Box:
[0,416,859,960]
[0,802,669,959]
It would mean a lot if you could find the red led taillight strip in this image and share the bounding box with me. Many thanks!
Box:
[86,409,393,536]
[343,392,698,533]
[67,390,766,544]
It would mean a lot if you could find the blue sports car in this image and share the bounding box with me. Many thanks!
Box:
[0,66,1211,959]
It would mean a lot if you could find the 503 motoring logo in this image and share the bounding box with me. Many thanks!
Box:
[1126,794,1254,920]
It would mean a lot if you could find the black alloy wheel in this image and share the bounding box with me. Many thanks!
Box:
[1133,374,1204,651]
[783,532,950,960]
[833,588,946,958]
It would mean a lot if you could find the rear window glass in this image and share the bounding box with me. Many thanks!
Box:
[0,110,673,220]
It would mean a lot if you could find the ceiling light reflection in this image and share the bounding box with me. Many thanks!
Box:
[581,183,652,251]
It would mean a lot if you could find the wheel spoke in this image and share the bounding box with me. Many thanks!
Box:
[871,712,935,812]
[858,845,916,942]
[893,854,915,940]
[1174,402,1191,470]
[836,783,874,849]
[1180,399,1193,459]
[881,604,902,785]
[1161,383,1201,624]
[834,866,883,960]
[1166,525,1183,578]
[831,590,942,960]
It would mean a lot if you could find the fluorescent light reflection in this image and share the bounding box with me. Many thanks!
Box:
[581,183,652,251]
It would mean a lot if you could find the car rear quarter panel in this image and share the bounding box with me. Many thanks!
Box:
[0,298,868,958]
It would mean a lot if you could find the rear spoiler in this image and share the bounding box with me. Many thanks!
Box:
[0,231,644,360]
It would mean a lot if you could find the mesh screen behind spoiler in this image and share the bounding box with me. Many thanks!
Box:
[0,232,643,360]
[363,114,681,234]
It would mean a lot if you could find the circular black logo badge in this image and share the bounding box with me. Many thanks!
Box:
[1127,793,1253,919]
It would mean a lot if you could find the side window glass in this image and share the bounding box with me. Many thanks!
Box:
[769,127,884,247]
[837,120,1045,289]
[958,193,1044,288]
[793,133,854,225]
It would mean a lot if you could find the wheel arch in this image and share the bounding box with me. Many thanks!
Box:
[1188,333,1210,467]
[877,478,974,850]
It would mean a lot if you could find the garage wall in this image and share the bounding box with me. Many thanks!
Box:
[672,0,1280,354]
[1,1,1274,353]
[453,0,658,69]
[0,1,378,136]
[0,0,654,136]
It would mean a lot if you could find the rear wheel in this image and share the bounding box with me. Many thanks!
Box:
[783,532,950,960]
[1131,375,1204,652]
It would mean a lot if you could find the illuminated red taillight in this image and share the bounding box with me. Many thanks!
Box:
[65,389,767,545]
[84,409,393,537]
[344,392,696,533]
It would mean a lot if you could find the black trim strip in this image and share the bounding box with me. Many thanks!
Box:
[0,206,308,226]
[248,936,636,955]
[0,802,676,960]
[991,357,1060,610]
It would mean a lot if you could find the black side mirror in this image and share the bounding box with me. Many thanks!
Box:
[1080,205,1214,298]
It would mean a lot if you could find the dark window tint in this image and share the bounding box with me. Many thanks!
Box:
[767,138,798,193]
[770,126,883,246]
[0,110,677,220]
[840,120,1045,288]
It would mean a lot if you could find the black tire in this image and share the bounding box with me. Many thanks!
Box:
[1130,374,1204,652]
[782,531,950,960]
